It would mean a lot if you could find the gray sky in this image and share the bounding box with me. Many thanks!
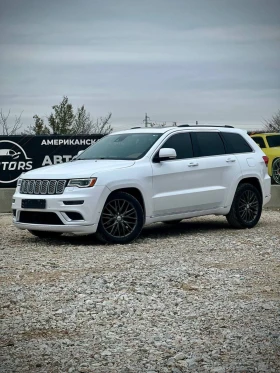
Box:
[0,0,280,132]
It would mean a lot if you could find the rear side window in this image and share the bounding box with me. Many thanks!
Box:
[161,132,193,159]
[221,132,253,154]
[266,135,280,148]
[251,136,266,148]
[191,132,225,157]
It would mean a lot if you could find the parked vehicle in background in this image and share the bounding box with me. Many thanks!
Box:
[251,133,280,184]
[12,125,271,244]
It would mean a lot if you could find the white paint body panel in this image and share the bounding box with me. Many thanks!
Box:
[12,127,271,235]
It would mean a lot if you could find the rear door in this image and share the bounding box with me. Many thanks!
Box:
[188,131,241,211]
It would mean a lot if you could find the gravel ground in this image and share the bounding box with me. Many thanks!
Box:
[0,211,279,373]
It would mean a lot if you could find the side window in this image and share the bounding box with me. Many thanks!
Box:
[251,136,266,149]
[221,132,253,154]
[191,132,225,157]
[160,133,193,159]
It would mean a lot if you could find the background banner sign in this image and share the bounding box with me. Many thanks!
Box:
[0,135,103,188]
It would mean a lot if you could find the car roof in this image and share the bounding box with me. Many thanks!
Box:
[111,125,246,135]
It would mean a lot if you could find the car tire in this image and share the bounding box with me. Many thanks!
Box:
[226,183,262,229]
[162,220,182,225]
[272,158,280,185]
[28,230,62,238]
[96,192,144,244]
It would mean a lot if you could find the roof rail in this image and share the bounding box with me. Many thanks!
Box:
[178,124,234,128]
[130,126,142,129]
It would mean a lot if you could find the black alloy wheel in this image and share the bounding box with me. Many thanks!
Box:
[272,158,280,185]
[96,192,144,244]
[226,183,262,229]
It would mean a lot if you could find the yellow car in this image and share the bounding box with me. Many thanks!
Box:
[251,133,280,184]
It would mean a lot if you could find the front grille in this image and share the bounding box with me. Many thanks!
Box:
[20,180,67,195]
[19,211,64,225]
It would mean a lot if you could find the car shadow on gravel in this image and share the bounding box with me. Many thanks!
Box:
[141,219,231,239]
[24,218,237,246]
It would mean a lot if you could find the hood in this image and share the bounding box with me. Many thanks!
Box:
[22,159,135,179]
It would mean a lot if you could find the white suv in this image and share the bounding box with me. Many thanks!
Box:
[12,126,271,244]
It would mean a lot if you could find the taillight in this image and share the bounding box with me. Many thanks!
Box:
[262,156,269,166]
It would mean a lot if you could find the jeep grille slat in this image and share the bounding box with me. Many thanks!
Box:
[20,180,67,195]
[56,180,66,194]
[28,180,35,194]
[48,180,56,194]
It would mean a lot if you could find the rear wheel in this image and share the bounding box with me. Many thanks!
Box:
[96,192,144,244]
[28,230,62,238]
[272,158,280,185]
[226,183,262,229]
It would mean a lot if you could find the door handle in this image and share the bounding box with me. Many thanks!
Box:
[188,162,199,167]
[226,158,236,163]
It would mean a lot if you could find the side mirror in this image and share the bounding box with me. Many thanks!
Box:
[159,148,177,161]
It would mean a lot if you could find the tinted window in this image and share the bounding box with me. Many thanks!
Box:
[266,135,280,148]
[221,132,253,154]
[160,133,193,159]
[191,132,225,157]
[252,136,266,148]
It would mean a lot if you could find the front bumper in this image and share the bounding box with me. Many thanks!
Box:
[12,185,110,235]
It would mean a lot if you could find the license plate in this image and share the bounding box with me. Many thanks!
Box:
[21,199,46,209]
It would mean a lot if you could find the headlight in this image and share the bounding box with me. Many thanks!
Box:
[17,178,22,187]
[68,178,97,188]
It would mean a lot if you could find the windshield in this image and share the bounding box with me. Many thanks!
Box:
[77,133,162,160]
[266,135,280,148]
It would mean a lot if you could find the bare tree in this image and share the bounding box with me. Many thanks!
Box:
[72,105,94,135]
[264,110,280,133]
[0,109,23,135]
[92,112,113,135]
[72,107,113,135]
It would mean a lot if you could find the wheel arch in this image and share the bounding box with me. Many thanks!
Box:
[237,177,263,204]
[108,187,146,218]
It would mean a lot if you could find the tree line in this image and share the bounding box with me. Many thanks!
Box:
[1,100,280,136]
[0,96,113,136]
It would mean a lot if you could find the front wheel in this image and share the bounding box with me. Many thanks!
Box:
[272,158,280,185]
[96,192,144,244]
[226,183,262,229]
[28,230,62,238]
